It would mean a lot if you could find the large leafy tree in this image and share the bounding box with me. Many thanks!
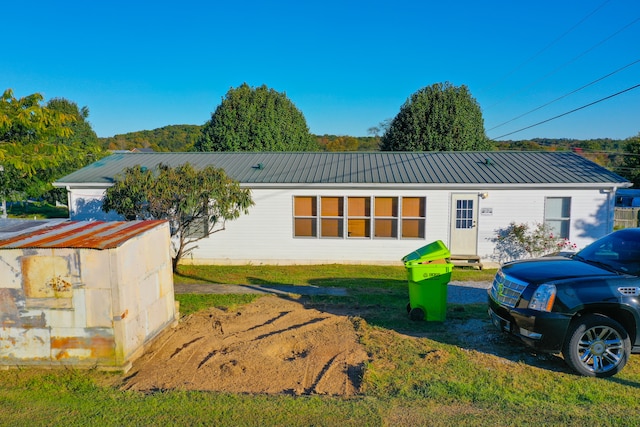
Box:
[380,82,492,152]
[195,83,317,152]
[0,89,88,210]
[43,98,106,204]
[0,90,74,143]
[102,163,254,270]
[46,98,99,148]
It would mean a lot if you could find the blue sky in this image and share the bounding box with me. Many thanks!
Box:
[3,0,639,141]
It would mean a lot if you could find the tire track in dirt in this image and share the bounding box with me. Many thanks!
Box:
[121,295,369,395]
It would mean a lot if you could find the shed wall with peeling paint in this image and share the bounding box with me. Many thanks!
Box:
[0,220,176,372]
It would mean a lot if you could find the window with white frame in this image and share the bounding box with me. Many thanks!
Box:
[184,216,209,239]
[374,197,398,238]
[401,197,426,238]
[348,197,371,238]
[293,196,317,237]
[293,196,426,239]
[320,196,344,238]
[455,199,474,229]
[545,197,571,238]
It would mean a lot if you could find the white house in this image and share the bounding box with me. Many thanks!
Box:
[53,151,631,267]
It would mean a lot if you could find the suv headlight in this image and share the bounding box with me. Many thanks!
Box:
[528,284,556,312]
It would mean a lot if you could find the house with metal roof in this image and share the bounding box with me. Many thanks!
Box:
[53,151,631,267]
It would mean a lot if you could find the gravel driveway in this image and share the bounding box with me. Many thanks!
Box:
[447,281,492,304]
[175,281,492,304]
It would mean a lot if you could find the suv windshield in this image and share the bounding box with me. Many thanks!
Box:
[575,229,640,275]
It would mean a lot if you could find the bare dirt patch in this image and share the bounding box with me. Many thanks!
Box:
[121,295,368,396]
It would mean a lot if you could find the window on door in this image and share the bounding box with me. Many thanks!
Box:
[455,199,474,229]
[545,197,571,238]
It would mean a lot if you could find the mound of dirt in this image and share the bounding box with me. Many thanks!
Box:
[121,296,369,396]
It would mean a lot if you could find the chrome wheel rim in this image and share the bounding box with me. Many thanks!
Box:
[577,325,624,374]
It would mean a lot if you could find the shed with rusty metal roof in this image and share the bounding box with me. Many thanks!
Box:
[0,220,176,372]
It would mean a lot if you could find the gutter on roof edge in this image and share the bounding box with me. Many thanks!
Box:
[246,182,632,190]
[53,181,632,191]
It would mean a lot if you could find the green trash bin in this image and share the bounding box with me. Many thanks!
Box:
[403,240,453,322]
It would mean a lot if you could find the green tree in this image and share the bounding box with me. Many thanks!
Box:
[380,82,492,152]
[0,89,82,212]
[195,83,317,152]
[616,133,640,186]
[0,89,75,144]
[42,99,106,204]
[46,98,99,147]
[102,163,254,270]
[326,136,359,151]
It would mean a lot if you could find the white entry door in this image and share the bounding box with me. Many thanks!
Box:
[450,194,478,255]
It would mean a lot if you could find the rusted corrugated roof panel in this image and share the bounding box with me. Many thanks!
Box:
[0,220,166,250]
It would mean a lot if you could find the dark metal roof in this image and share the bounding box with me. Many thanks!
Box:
[54,151,629,187]
[0,220,166,250]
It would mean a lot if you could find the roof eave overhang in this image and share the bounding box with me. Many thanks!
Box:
[55,181,632,191]
[244,182,632,190]
[53,182,113,189]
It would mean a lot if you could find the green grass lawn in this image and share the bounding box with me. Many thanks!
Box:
[6,201,69,219]
[173,263,497,286]
[2,264,640,426]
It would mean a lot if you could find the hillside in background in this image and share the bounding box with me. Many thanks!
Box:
[99,126,383,152]
[98,126,627,170]
[495,137,626,170]
[99,125,202,152]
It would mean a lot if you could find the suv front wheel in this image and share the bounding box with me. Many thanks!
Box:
[562,314,631,377]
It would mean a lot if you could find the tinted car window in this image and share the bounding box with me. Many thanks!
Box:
[576,229,640,275]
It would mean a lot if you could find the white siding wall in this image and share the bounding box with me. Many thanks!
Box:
[69,188,122,221]
[476,188,613,263]
[69,186,614,266]
[185,188,450,265]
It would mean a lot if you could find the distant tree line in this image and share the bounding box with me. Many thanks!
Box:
[99,123,631,165]
[99,124,202,152]
[99,126,384,153]
[494,137,629,172]
[4,82,640,214]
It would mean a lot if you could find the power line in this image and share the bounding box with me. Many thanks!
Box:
[483,0,612,92]
[488,58,640,131]
[486,15,640,110]
[491,84,640,140]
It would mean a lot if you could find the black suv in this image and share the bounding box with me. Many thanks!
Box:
[488,228,640,377]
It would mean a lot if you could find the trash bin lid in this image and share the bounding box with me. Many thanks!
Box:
[402,240,451,263]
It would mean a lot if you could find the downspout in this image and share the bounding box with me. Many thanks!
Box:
[608,187,613,232]
[0,165,5,219]
[65,186,72,219]
[605,186,618,232]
